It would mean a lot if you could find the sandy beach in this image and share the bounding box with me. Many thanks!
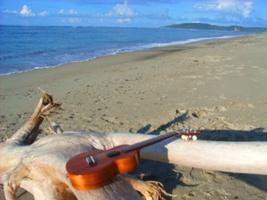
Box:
[0,33,267,199]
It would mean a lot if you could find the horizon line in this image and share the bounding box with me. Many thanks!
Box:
[1,23,267,29]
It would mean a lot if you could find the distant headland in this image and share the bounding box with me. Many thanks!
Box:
[164,23,267,32]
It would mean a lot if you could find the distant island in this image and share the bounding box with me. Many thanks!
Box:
[165,23,267,32]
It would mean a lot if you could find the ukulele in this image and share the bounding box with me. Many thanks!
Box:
[66,130,199,191]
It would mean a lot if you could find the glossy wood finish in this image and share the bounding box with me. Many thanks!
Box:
[66,131,199,191]
[66,145,139,191]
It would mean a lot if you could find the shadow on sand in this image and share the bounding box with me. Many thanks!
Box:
[132,112,267,199]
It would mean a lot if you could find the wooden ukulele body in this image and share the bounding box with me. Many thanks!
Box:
[66,131,199,191]
[66,145,139,191]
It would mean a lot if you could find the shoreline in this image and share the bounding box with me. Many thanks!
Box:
[0,33,249,77]
[0,31,266,199]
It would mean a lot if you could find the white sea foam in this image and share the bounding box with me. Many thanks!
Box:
[0,34,244,76]
[138,35,240,49]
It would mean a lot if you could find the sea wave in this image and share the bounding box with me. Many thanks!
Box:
[0,50,50,61]
[0,34,243,76]
[138,35,240,49]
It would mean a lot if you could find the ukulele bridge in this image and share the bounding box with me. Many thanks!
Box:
[86,156,97,166]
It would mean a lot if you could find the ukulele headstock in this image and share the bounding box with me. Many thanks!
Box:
[180,129,200,141]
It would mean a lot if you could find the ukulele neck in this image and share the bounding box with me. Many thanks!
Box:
[122,131,179,153]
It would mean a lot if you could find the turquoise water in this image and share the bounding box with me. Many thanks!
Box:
[0,25,249,75]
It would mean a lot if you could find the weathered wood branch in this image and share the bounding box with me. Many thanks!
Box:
[7,93,60,145]
[110,133,267,175]
[1,93,267,200]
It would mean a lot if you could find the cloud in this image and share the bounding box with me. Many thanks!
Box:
[195,0,253,18]
[106,1,136,24]
[12,5,49,17]
[20,5,35,17]
[57,9,78,15]
[242,1,253,17]
[117,18,131,24]
[48,0,177,5]
[107,1,136,17]
[140,11,171,20]
[38,11,49,16]
[69,9,78,15]
[2,9,18,14]
[58,9,65,14]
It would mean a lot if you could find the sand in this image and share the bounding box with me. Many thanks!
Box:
[0,33,267,199]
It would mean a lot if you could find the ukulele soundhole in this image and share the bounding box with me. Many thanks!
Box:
[66,130,201,191]
[106,151,121,157]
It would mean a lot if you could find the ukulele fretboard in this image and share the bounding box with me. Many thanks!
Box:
[122,131,179,153]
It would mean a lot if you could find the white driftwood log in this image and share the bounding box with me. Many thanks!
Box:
[0,94,169,200]
[110,133,267,175]
[0,93,267,200]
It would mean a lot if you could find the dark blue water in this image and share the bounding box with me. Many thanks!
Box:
[0,25,248,75]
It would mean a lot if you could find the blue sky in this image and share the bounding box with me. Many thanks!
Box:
[0,0,267,27]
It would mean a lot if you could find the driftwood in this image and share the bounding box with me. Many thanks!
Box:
[0,93,267,200]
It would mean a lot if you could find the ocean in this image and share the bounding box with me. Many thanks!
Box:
[0,25,249,75]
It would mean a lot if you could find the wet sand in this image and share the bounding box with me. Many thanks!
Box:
[0,33,267,199]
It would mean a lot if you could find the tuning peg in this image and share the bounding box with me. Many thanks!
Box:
[192,135,198,141]
[181,135,189,140]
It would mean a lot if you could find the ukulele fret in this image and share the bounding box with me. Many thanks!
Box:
[66,129,199,191]
[122,131,179,153]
